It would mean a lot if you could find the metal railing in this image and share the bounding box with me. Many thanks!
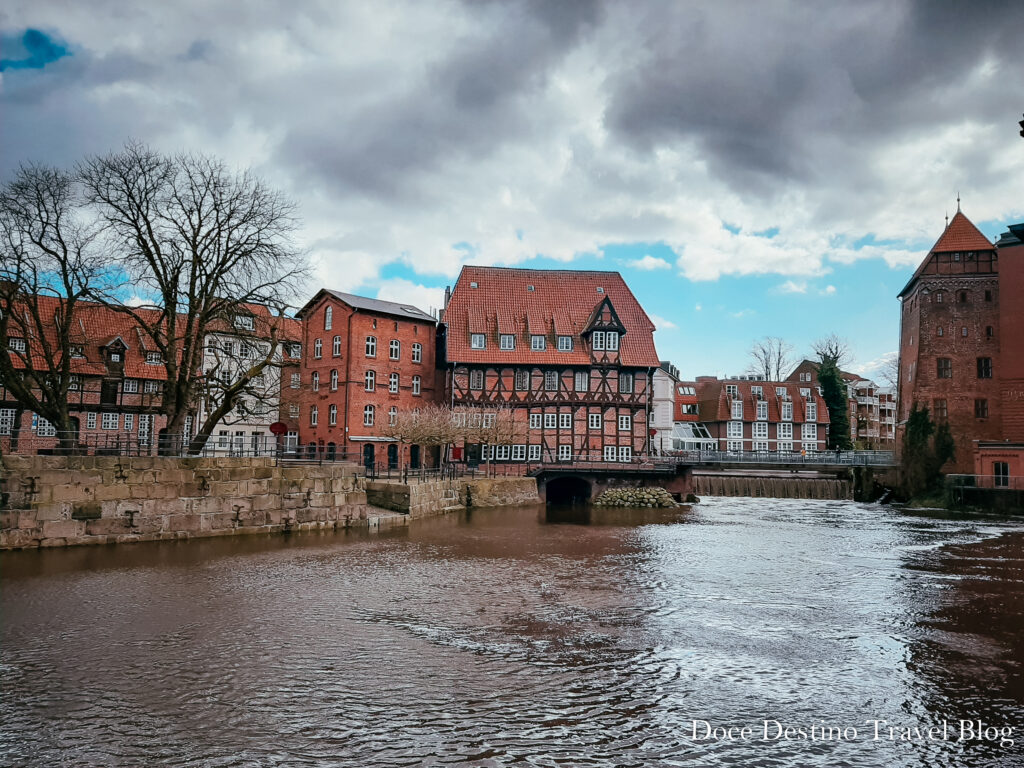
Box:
[672,449,896,467]
[947,474,1024,491]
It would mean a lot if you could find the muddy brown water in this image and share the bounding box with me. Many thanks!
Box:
[2,498,1023,767]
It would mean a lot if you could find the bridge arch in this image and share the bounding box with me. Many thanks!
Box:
[544,476,592,505]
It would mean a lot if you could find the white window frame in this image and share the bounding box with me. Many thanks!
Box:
[312,371,320,392]
[557,336,573,352]
[591,331,605,351]
[311,406,319,426]
[756,401,768,420]
[802,423,817,442]
[145,351,162,365]
[364,370,375,391]
[470,369,484,390]
[752,422,768,440]
[365,336,377,357]
[606,333,619,351]
[389,373,399,393]
[313,339,322,358]
[543,413,557,429]
[777,440,793,453]
[806,403,817,421]
[727,421,743,439]
[531,335,546,351]
[101,413,119,431]
[332,336,341,356]
[412,376,421,396]
[619,373,633,394]
[389,339,400,360]
[731,400,743,419]
[528,445,541,461]
[500,334,515,350]
[324,306,333,330]
[588,413,601,430]
[123,378,139,393]
[559,413,571,429]
[604,445,617,462]
[412,342,422,363]
[363,405,374,426]
[0,408,16,435]
[291,373,301,389]
[529,414,542,429]
[123,413,134,431]
[574,371,589,392]
[512,444,526,461]
[778,422,793,440]
[329,404,338,426]
[782,402,793,421]
[558,444,572,461]
[330,370,339,391]
[618,446,631,462]
[471,333,486,350]
[618,414,631,431]
[515,369,530,391]
[544,371,558,391]
[389,407,397,426]
[85,412,96,430]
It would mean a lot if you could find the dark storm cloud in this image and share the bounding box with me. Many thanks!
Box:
[605,0,1024,195]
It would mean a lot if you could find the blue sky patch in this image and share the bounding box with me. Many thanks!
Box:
[0,29,69,72]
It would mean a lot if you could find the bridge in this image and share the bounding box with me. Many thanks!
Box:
[525,451,896,504]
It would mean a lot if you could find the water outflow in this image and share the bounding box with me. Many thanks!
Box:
[2,498,1022,767]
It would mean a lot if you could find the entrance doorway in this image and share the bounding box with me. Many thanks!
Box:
[387,443,399,470]
[410,444,421,469]
[363,443,375,469]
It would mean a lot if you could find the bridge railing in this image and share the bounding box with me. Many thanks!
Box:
[673,449,895,467]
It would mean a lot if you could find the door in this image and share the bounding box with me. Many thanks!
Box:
[387,443,399,470]
[409,444,421,469]
[363,443,375,469]
[466,443,481,468]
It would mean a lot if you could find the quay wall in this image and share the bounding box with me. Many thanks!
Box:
[365,477,539,518]
[0,455,370,550]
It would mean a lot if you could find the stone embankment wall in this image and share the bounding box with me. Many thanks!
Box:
[694,473,850,500]
[365,477,539,517]
[1,455,369,550]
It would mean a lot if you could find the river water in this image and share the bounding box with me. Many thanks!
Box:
[2,498,1023,767]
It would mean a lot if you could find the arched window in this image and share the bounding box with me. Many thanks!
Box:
[363,405,375,426]
[365,336,377,357]
[310,406,318,426]
[330,369,339,391]
[365,370,375,391]
[324,306,333,330]
[312,371,319,391]
[389,339,400,360]
[389,373,399,393]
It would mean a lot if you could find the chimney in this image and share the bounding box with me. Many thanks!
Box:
[443,285,451,309]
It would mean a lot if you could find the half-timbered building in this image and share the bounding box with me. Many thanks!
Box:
[439,266,661,464]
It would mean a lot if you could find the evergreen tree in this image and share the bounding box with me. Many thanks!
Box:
[900,403,955,497]
[817,357,853,450]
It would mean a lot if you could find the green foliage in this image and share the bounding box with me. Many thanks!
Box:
[817,358,853,450]
[900,403,955,498]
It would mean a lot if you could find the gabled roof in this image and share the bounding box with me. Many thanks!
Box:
[694,378,830,424]
[444,266,659,366]
[296,288,435,323]
[898,211,996,297]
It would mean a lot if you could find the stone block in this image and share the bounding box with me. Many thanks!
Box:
[51,484,90,502]
[94,484,131,501]
[134,517,164,535]
[0,511,20,529]
[42,519,85,539]
[34,502,70,521]
[85,518,133,536]
[1,528,40,548]
[71,502,102,520]
[40,537,68,548]
[164,514,201,533]
[203,512,236,530]
[18,511,39,529]
[115,534,141,544]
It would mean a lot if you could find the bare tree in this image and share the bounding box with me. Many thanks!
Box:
[79,143,308,453]
[746,336,796,381]
[0,165,106,452]
[879,351,899,390]
[811,333,852,368]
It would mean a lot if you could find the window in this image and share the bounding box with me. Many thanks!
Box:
[70,345,85,358]
[288,343,301,358]
[412,342,422,362]
[756,401,768,420]
[994,461,1009,488]
[753,422,768,439]
[471,334,486,350]
[558,444,572,461]
[559,413,571,429]
[389,406,397,426]
[606,333,619,351]
[782,402,793,421]
[799,372,811,382]
[121,413,133,432]
[544,371,558,391]
[365,336,377,357]
[937,358,952,378]
[235,315,255,331]
[328,404,337,425]
[731,400,744,419]
[470,370,484,390]
[727,421,743,439]
[332,336,341,356]
[146,351,162,364]
[806,403,817,421]
[69,375,81,391]
[777,422,792,440]
[110,353,121,362]
[531,335,546,351]
[0,409,16,435]
[389,340,400,360]
[975,399,989,418]
[312,371,320,391]
[775,386,786,397]
[289,404,299,418]
[802,423,817,441]
[84,412,96,430]
[557,336,573,352]
[309,405,318,426]
[933,399,947,421]
[575,371,589,391]
[236,399,248,416]
[591,331,605,351]
[604,445,617,462]
[500,334,515,350]
[937,326,944,337]
[619,414,632,431]
[389,373,399,393]
[957,291,967,303]
[619,373,633,394]
[776,441,792,453]
[530,414,542,429]
[544,413,557,429]
[935,291,943,303]
[986,326,994,339]
[515,369,530,391]
[752,386,763,398]
[144,380,160,394]
[512,444,526,461]
[326,370,336,391]
[618,446,631,463]
[985,290,993,302]
[799,388,810,398]
[726,384,738,397]
[314,339,322,359]
[123,378,139,393]
[363,405,374,426]
[239,343,253,360]
[291,373,300,389]
[412,376,421,396]
[324,306,333,330]
[589,413,601,430]
[528,445,541,461]
[977,357,992,379]
[753,441,769,452]
[102,413,119,430]
[962,327,969,337]
[365,370,375,391]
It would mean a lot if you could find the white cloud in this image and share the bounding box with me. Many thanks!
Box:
[648,313,677,330]
[778,280,808,294]
[694,303,702,311]
[628,254,671,271]
[731,309,754,318]
[821,284,837,295]
[373,278,446,319]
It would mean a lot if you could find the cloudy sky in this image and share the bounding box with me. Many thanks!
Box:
[3,0,1023,379]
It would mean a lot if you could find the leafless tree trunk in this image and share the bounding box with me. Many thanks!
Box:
[879,351,899,390]
[0,165,106,452]
[747,336,796,381]
[811,333,852,368]
[79,143,308,454]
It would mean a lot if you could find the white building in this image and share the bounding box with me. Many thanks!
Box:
[650,362,679,454]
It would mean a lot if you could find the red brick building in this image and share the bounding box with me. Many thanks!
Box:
[694,376,830,453]
[439,266,660,464]
[1,298,169,454]
[294,290,436,468]
[897,210,1002,472]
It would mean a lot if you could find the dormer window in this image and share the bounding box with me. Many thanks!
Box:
[471,333,486,349]
[500,334,515,350]
[725,384,738,397]
[592,331,606,351]
[70,345,85,358]
[606,332,619,351]
[110,353,122,362]
[557,336,573,351]
[234,315,255,331]
[8,338,26,353]
[146,351,162,365]
[751,386,763,398]
[531,335,546,351]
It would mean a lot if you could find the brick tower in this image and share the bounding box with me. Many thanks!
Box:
[897,208,1001,472]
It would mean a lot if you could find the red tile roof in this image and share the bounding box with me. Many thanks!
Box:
[899,211,996,297]
[444,266,660,367]
[695,378,830,425]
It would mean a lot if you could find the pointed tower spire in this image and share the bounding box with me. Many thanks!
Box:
[957,191,961,212]
[945,210,949,228]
